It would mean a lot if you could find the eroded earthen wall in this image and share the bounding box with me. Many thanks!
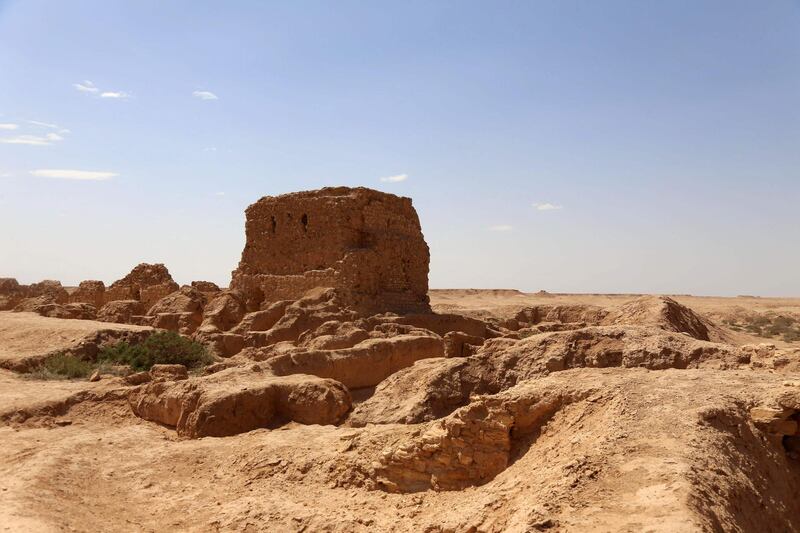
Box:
[106,263,179,309]
[231,187,430,314]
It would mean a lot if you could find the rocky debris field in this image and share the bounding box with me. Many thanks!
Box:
[2,187,800,532]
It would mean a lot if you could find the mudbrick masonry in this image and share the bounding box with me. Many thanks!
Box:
[230,187,430,314]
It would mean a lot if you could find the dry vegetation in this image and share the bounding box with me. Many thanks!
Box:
[724,314,800,343]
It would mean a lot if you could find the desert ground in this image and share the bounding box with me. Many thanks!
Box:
[2,188,800,532]
[430,290,800,349]
[2,290,800,532]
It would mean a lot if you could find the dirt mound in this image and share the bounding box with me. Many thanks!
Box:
[198,289,246,332]
[12,295,58,313]
[3,366,799,532]
[146,285,206,334]
[96,299,144,323]
[230,300,292,334]
[602,295,713,340]
[347,369,800,530]
[297,320,371,350]
[129,366,351,437]
[0,312,153,372]
[0,376,131,426]
[265,333,444,389]
[31,302,97,320]
[241,287,357,348]
[349,326,746,426]
[369,379,595,492]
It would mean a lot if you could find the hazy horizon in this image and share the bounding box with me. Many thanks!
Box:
[1,1,798,297]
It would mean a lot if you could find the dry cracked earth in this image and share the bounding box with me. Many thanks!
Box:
[2,291,800,532]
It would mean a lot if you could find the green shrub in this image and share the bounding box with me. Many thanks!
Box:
[750,315,771,327]
[767,318,794,336]
[30,353,94,380]
[98,331,212,371]
[745,324,762,335]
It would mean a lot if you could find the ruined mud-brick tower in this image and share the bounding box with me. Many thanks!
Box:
[230,187,431,314]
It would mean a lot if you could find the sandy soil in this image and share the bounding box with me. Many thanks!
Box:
[430,290,800,348]
[1,293,799,532]
[430,289,800,317]
[1,367,797,532]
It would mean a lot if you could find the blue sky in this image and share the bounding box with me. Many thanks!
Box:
[1,0,798,295]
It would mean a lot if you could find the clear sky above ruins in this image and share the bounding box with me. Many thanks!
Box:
[1,1,798,296]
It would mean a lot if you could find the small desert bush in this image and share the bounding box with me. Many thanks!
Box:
[29,353,94,380]
[751,315,771,327]
[784,329,800,343]
[734,313,800,343]
[745,324,763,335]
[768,316,796,336]
[98,331,212,371]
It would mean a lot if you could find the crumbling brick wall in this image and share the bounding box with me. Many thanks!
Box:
[69,280,106,308]
[105,263,179,309]
[231,187,430,314]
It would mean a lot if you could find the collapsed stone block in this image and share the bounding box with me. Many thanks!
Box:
[151,312,200,335]
[230,302,291,335]
[194,331,245,358]
[199,290,246,332]
[147,286,205,333]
